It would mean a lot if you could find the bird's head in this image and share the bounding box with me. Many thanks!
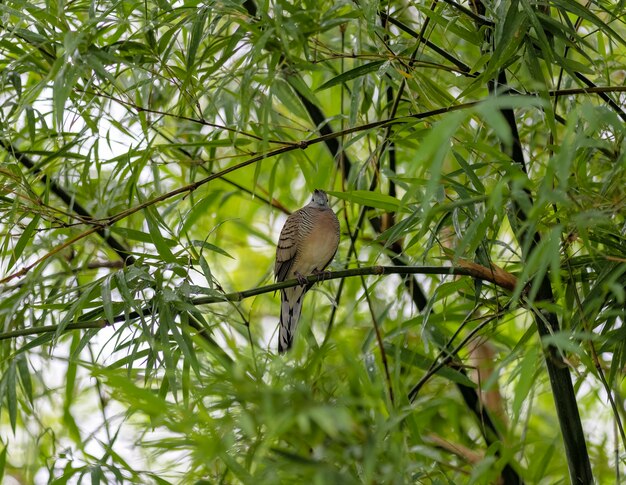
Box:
[310,189,330,208]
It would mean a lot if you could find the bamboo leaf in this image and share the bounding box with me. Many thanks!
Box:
[8,215,40,271]
[187,7,208,70]
[6,362,17,432]
[315,61,386,91]
[144,207,177,263]
[512,345,538,421]
[16,355,32,403]
[0,443,6,480]
[101,274,116,325]
[328,190,403,212]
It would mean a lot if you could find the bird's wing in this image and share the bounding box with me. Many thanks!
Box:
[275,209,301,282]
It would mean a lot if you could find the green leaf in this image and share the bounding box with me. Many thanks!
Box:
[316,61,385,91]
[512,345,538,421]
[6,362,17,432]
[550,0,626,47]
[158,301,178,394]
[101,274,116,325]
[414,110,467,218]
[90,464,103,484]
[328,190,402,212]
[187,7,208,70]
[16,355,32,403]
[13,333,55,357]
[0,442,6,481]
[191,240,234,259]
[144,207,177,263]
[452,151,485,194]
[170,311,199,375]
[308,406,352,438]
[63,334,82,443]
[111,227,177,246]
[56,283,99,337]
[8,215,40,271]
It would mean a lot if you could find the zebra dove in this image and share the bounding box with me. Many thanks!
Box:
[275,189,340,352]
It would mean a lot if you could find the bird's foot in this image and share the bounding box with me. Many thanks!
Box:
[294,271,309,286]
[312,268,332,282]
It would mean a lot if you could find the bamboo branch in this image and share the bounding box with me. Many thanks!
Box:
[0,263,516,341]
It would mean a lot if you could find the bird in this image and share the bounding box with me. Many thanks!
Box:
[275,189,340,353]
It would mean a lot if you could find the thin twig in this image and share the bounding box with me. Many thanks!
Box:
[359,270,395,405]
[408,308,509,401]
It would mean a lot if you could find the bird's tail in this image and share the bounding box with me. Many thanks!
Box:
[278,286,306,353]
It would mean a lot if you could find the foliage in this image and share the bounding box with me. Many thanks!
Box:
[1,0,625,483]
